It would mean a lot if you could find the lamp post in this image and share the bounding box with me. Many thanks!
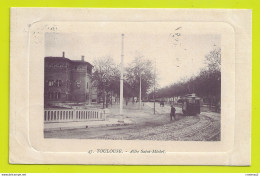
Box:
[102,76,106,109]
[153,58,156,114]
[139,72,142,109]
[120,33,124,115]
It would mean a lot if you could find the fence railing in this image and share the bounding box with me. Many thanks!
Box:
[44,109,106,122]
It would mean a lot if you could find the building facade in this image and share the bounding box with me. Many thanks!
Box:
[44,52,97,105]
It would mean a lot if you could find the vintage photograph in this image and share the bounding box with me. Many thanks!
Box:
[43,29,221,141]
[10,8,251,165]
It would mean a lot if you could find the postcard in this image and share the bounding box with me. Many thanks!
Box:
[9,8,251,165]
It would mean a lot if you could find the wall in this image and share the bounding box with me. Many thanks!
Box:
[44,56,95,104]
[44,57,71,103]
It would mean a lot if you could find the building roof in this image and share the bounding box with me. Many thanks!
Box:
[45,56,71,62]
[72,60,93,67]
[44,56,93,67]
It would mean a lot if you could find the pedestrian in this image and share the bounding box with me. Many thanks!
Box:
[160,101,164,107]
[170,105,176,121]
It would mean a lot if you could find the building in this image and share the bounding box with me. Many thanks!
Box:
[44,52,97,105]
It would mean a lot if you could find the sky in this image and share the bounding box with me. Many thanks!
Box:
[45,29,220,88]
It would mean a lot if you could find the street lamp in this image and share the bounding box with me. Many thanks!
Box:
[120,33,124,115]
[139,68,145,109]
[153,58,156,114]
[139,72,142,109]
[102,76,106,109]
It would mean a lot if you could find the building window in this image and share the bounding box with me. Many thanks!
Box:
[47,80,62,87]
[55,92,58,99]
[75,80,81,88]
[48,80,54,87]
[57,80,62,87]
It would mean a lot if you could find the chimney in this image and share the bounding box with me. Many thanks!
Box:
[62,51,65,58]
[81,55,85,61]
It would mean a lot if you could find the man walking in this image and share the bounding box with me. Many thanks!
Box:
[170,105,176,121]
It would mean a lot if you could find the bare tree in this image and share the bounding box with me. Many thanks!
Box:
[92,56,119,108]
[125,55,155,100]
[205,47,221,73]
[92,56,135,107]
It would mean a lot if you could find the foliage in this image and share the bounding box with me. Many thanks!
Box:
[155,48,221,104]
[92,56,119,94]
[125,55,155,98]
[92,56,135,98]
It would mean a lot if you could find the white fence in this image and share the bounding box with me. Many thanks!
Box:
[44,109,106,122]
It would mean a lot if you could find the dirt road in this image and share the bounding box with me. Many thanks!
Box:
[45,102,220,141]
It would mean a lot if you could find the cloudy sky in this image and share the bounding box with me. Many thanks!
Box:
[45,29,220,88]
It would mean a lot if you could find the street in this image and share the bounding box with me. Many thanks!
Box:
[45,102,220,141]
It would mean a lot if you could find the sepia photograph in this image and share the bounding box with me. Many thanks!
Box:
[43,28,221,141]
[9,8,251,165]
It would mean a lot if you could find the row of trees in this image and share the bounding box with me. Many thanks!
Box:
[92,47,221,106]
[91,55,155,106]
[155,48,221,105]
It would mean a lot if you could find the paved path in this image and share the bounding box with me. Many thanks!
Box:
[44,117,134,131]
[145,102,182,114]
[45,102,221,141]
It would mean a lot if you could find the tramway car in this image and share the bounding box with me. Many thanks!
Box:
[181,93,201,115]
